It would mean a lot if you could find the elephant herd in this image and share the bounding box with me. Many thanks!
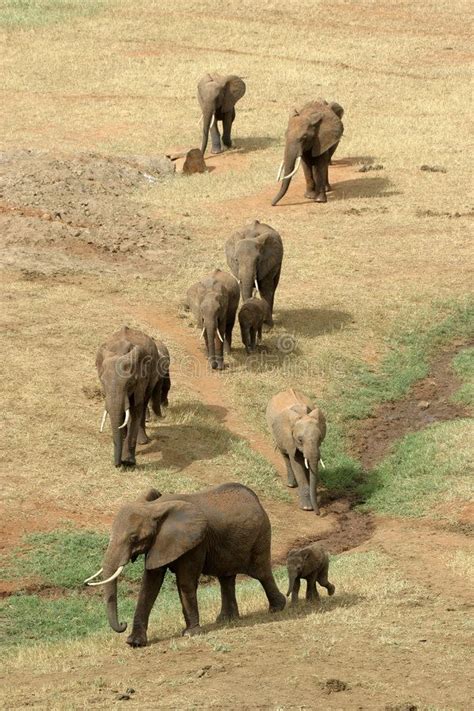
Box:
[87,72,342,645]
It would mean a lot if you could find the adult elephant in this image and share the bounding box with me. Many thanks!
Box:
[197,73,246,155]
[96,326,170,467]
[272,99,344,206]
[185,269,240,370]
[225,220,283,327]
[84,484,286,646]
[266,388,326,514]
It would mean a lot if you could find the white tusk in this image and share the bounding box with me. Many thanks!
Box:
[304,457,309,470]
[216,328,224,343]
[200,327,206,339]
[319,458,326,469]
[87,565,124,587]
[84,568,103,584]
[210,115,215,129]
[99,411,107,433]
[281,156,301,180]
[118,409,130,430]
[254,278,259,292]
[276,160,284,181]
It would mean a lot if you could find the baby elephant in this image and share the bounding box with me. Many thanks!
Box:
[286,543,335,605]
[238,297,270,354]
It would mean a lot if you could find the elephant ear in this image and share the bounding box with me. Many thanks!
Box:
[272,406,306,454]
[329,101,344,119]
[308,407,327,442]
[222,76,246,112]
[136,488,162,503]
[311,107,343,156]
[146,500,208,569]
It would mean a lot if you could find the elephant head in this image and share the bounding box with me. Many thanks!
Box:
[84,489,208,634]
[226,222,277,301]
[286,548,309,596]
[275,404,326,512]
[272,100,344,206]
[97,343,149,467]
[197,73,246,155]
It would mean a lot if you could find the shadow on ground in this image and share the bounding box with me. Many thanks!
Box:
[234,135,280,153]
[278,307,354,338]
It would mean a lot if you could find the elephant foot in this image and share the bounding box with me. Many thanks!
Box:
[326,583,336,596]
[287,482,298,488]
[137,432,150,445]
[216,611,239,623]
[299,500,314,511]
[269,593,286,613]
[304,190,318,200]
[314,193,328,203]
[126,630,147,648]
[182,625,202,637]
[325,183,333,192]
[121,457,136,468]
[211,147,223,154]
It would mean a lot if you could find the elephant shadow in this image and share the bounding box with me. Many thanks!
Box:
[233,135,280,153]
[331,175,399,200]
[277,308,354,339]
[333,155,377,167]
[140,402,237,471]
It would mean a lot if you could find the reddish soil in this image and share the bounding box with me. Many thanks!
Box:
[352,340,472,470]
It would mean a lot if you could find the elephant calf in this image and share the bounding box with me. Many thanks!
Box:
[185,268,240,370]
[287,543,335,605]
[197,73,246,155]
[238,297,270,354]
[266,388,326,513]
[96,327,170,467]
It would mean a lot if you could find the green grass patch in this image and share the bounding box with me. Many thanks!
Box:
[359,419,474,516]
[451,347,474,406]
[0,0,103,29]
[341,301,474,421]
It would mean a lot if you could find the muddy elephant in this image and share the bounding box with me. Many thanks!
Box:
[225,220,283,327]
[96,326,170,467]
[238,296,270,354]
[266,388,326,513]
[198,73,246,155]
[272,99,344,206]
[85,483,286,646]
[185,268,240,370]
[287,542,335,605]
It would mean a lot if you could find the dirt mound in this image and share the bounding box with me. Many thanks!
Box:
[352,341,472,470]
[0,150,187,274]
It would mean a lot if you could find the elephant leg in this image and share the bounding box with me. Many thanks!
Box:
[326,145,338,190]
[256,572,286,613]
[216,575,240,622]
[257,324,263,344]
[175,552,203,635]
[317,560,335,596]
[122,405,141,466]
[302,155,317,199]
[137,397,150,445]
[126,567,166,647]
[305,573,320,603]
[222,109,235,148]
[283,453,298,488]
[210,120,223,154]
[313,155,328,203]
[289,454,312,510]
[259,276,277,327]
[250,326,257,352]
[290,577,301,606]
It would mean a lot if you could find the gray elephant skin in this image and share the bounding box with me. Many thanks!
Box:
[197,73,246,155]
[238,296,270,353]
[85,483,286,647]
[96,326,170,467]
[266,388,326,513]
[272,99,344,206]
[287,542,335,605]
[225,220,283,327]
[185,268,240,370]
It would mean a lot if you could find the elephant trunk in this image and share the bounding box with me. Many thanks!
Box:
[102,546,128,633]
[272,144,300,206]
[286,567,299,596]
[201,108,214,155]
[107,394,130,467]
[239,266,257,302]
[203,317,218,369]
[304,448,320,514]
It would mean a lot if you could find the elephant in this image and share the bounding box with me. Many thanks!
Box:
[266,388,326,513]
[197,73,246,155]
[84,483,286,646]
[185,268,240,370]
[286,542,335,605]
[272,99,344,206]
[238,296,270,354]
[225,220,283,327]
[96,326,170,467]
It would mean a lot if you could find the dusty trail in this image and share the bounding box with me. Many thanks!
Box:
[132,303,341,558]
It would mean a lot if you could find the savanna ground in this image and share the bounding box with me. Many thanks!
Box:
[0,0,473,708]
